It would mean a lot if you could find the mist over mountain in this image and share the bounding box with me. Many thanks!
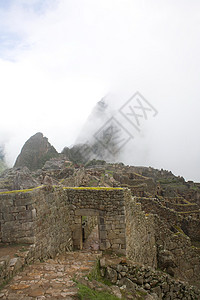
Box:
[0,145,7,174]
[0,1,200,181]
[72,92,158,168]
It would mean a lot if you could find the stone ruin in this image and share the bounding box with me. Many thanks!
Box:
[0,186,199,290]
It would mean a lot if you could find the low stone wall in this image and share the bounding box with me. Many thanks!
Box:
[136,197,180,227]
[136,196,200,243]
[154,216,200,286]
[113,173,155,191]
[0,244,35,287]
[164,200,199,212]
[101,258,200,299]
[134,197,200,285]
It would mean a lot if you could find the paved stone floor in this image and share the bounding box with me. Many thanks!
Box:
[0,251,101,300]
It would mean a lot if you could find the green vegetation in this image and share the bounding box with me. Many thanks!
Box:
[0,185,123,195]
[87,260,111,286]
[63,186,123,191]
[105,169,114,177]
[77,283,121,300]
[136,289,148,298]
[158,178,184,185]
[77,260,121,300]
[0,185,42,195]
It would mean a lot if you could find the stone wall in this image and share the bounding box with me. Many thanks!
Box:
[0,186,199,287]
[136,196,200,243]
[180,217,200,243]
[0,191,36,244]
[63,187,126,254]
[164,200,199,212]
[0,187,73,260]
[0,187,128,255]
[136,197,180,227]
[31,187,73,259]
[125,193,157,268]
[101,257,200,299]
[154,216,200,287]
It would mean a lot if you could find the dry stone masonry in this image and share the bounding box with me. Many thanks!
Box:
[0,186,199,289]
[64,187,126,253]
[101,257,200,299]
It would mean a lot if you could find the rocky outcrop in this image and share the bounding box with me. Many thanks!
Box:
[14,132,58,171]
[0,167,39,191]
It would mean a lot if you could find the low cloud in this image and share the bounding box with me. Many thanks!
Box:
[0,0,200,181]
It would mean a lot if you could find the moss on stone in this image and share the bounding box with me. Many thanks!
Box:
[63,187,124,191]
[0,186,42,195]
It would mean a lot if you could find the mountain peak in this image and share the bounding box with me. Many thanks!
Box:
[14,132,58,171]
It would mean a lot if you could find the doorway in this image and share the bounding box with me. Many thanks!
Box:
[81,216,99,251]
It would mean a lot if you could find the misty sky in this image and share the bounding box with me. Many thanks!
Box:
[0,0,200,182]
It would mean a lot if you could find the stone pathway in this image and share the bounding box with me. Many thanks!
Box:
[0,251,101,300]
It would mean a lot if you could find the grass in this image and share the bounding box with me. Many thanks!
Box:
[0,278,11,291]
[136,290,148,298]
[105,169,114,177]
[76,260,123,300]
[77,283,121,300]
[87,260,112,286]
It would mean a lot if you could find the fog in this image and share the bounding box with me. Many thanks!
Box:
[0,0,200,181]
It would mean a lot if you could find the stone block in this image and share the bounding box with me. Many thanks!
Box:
[100,241,106,250]
[99,225,106,231]
[111,244,120,249]
[14,197,33,206]
[106,267,118,284]
[99,231,107,239]
[112,238,126,244]
[16,211,32,221]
